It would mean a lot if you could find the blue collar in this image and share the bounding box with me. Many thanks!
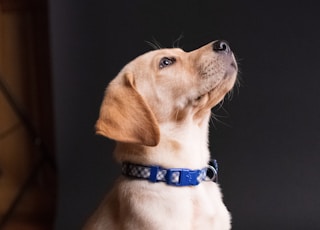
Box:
[121,160,218,187]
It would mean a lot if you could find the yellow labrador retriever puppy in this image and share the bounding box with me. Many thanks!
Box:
[83,40,238,230]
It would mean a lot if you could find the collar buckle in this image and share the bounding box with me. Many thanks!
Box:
[166,168,201,186]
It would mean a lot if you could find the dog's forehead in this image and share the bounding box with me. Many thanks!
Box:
[122,48,186,73]
[137,48,185,62]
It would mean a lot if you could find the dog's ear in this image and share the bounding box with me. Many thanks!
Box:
[95,73,160,146]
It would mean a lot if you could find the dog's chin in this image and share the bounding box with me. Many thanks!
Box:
[193,76,236,117]
[194,89,221,111]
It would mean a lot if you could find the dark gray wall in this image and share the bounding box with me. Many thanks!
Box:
[50,0,320,229]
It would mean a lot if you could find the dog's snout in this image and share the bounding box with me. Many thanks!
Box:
[212,40,231,54]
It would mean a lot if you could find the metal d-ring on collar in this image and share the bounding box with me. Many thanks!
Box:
[205,159,218,183]
[205,165,218,182]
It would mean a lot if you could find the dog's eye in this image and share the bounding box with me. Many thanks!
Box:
[159,57,176,69]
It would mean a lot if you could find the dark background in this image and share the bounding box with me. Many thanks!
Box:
[49,0,320,229]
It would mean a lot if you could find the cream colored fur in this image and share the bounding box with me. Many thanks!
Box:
[83,41,238,230]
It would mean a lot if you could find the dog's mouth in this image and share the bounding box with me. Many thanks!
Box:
[230,60,238,70]
[193,72,237,110]
[195,87,215,101]
[195,58,238,102]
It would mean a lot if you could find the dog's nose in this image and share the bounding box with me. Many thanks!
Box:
[212,40,231,54]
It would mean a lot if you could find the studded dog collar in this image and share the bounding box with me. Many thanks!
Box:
[121,160,218,187]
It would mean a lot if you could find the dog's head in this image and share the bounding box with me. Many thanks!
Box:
[96,41,238,146]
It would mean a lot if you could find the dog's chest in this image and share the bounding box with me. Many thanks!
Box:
[190,184,217,227]
[130,181,219,228]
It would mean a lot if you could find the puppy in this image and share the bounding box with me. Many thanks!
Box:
[83,40,238,230]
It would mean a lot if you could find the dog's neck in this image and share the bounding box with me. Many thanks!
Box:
[114,112,211,169]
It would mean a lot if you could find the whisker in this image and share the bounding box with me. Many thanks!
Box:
[215,98,225,111]
[145,37,163,50]
[172,34,184,48]
[209,113,218,129]
[227,89,234,101]
[210,100,232,128]
[210,112,232,128]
